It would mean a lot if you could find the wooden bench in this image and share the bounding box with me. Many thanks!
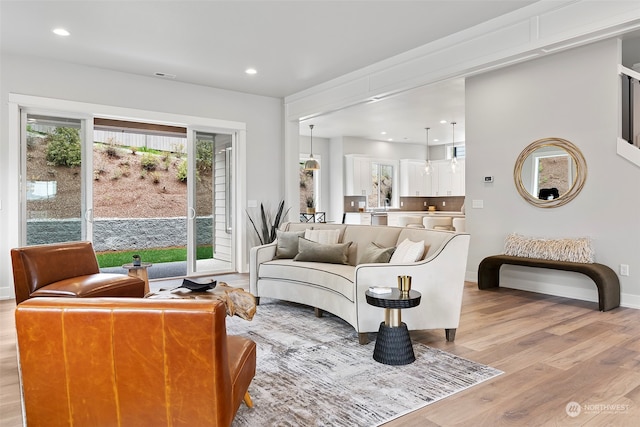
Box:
[478,255,620,312]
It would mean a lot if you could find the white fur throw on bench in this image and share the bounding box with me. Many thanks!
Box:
[503,233,595,264]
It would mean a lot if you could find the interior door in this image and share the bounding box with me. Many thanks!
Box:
[20,112,93,246]
[187,129,235,275]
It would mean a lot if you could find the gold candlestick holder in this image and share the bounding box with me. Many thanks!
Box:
[397,275,412,296]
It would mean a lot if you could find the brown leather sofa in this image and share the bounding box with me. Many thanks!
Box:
[11,241,145,304]
[15,297,257,426]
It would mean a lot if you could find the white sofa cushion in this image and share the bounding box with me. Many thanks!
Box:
[304,229,340,244]
[259,259,355,301]
[342,225,402,266]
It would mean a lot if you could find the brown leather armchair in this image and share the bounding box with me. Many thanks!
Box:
[15,297,257,426]
[11,241,145,304]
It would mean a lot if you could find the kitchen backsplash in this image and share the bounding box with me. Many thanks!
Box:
[344,196,465,212]
[400,196,465,212]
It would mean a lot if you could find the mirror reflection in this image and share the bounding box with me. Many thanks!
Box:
[519,145,577,200]
[514,138,587,208]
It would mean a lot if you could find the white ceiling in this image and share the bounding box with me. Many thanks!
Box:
[1,0,540,144]
[301,78,466,146]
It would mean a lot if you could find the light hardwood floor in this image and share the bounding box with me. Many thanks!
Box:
[2,277,639,426]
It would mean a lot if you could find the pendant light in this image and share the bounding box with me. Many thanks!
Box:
[304,124,320,170]
[424,127,432,175]
[450,121,458,173]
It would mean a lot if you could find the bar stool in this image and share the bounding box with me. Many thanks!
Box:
[423,216,453,231]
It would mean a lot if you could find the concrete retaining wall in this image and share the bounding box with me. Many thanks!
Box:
[26,217,213,251]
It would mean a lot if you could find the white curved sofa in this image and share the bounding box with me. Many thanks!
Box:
[250,222,470,344]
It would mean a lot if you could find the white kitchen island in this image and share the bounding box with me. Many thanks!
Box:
[343,211,464,227]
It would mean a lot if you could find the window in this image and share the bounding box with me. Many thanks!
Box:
[369,162,393,209]
[453,145,465,159]
[299,157,319,212]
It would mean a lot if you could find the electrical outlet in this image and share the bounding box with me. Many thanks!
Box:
[401,201,404,207]
[442,201,446,207]
[620,264,629,276]
[424,201,427,207]
[350,201,354,207]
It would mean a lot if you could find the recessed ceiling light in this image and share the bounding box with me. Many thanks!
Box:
[245,68,257,75]
[433,139,439,142]
[440,120,447,124]
[380,131,387,135]
[53,28,70,36]
[387,138,393,141]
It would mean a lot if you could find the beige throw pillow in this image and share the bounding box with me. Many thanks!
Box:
[389,238,425,263]
[358,242,396,264]
[294,238,352,265]
[275,230,306,259]
[304,229,341,244]
[504,233,595,263]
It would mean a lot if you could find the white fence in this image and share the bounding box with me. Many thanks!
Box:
[94,130,187,153]
[30,124,187,153]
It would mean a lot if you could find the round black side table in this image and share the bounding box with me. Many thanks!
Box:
[365,288,422,365]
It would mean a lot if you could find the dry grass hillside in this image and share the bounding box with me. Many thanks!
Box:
[27,140,212,219]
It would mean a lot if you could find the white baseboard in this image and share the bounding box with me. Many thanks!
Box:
[466,269,640,310]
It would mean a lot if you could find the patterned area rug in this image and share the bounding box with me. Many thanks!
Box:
[228,299,502,426]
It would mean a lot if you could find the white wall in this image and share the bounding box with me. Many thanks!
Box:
[0,54,283,298]
[342,137,426,159]
[329,137,345,223]
[466,38,640,308]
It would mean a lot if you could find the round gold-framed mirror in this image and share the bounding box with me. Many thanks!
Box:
[513,137,587,208]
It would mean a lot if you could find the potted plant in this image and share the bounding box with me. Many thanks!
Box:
[305,196,316,214]
[246,199,290,245]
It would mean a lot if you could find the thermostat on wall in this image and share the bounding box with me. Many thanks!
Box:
[483,176,494,183]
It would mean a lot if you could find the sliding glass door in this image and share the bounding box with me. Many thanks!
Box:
[20,108,238,279]
[91,120,190,278]
[21,113,92,245]
[188,130,235,275]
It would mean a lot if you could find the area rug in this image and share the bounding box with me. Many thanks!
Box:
[227,299,502,426]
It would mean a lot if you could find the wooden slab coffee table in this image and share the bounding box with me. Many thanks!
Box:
[146,282,257,321]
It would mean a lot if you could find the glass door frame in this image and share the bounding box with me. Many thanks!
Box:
[186,127,238,276]
[18,107,95,245]
[9,94,248,282]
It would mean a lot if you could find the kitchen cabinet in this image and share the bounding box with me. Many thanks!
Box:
[344,155,372,196]
[399,159,431,196]
[431,159,465,196]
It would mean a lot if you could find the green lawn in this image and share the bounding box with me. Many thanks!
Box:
[96,246,214,268]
